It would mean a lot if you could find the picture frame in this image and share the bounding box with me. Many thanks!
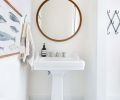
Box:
[0,0,22,58]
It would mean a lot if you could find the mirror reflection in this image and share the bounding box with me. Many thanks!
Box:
[36,0,82,42]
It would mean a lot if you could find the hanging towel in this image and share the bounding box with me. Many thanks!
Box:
[19,15,35,66]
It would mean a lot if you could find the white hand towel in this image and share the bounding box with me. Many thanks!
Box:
[26,23,35,66]
[20,15,35,66]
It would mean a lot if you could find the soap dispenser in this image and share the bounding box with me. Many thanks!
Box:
[41,43,47,57]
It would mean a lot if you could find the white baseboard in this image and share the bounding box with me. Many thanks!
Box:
[106,95,120,100]
[29,95,84,100]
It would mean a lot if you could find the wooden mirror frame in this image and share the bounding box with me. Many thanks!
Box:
[36,0,82,42]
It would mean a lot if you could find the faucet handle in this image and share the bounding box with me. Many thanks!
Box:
[55,52,59,57]
[48,52,53,57]
[62,52,66,57]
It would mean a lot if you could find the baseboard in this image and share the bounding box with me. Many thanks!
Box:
[106,95,120,100]
[29,95,84,100]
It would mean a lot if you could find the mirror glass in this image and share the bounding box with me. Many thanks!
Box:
[36,0,82,42]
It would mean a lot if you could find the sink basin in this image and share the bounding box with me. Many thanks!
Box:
[31,56,85,100]
[32,57,85,70]
[38,57,80,61]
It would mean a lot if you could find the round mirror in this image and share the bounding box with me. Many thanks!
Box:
[36,0,82,42]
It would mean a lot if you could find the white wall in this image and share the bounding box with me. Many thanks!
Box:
[0,0,119,100]
[106,0,120,100]
[0,0,30,100]
[0,55,28,100]
[97,0,120,100]
[3,0,120,100]
[30,0,97,100]
[97,0,107,100]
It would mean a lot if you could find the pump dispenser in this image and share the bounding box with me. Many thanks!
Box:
[41,43,47,57]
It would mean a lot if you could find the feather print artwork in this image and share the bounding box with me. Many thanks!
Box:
[0,31,15,42]
[10,26,19,33]
[0,15,7,23]
[0,0,22,57]
[9,44,18,50]
[9,12,20,23]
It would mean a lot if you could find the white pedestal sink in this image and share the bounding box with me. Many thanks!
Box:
[32,57,85,100]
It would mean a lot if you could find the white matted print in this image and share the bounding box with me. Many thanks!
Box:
[0,0,22,57]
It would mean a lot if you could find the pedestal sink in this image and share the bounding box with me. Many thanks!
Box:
[32,57,85,100]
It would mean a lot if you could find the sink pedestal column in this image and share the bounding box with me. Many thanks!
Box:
[51,71,65,100]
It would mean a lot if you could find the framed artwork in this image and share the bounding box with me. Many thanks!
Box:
[0,0,22,58]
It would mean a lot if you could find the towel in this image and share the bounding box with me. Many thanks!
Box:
[19,15,35,66]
